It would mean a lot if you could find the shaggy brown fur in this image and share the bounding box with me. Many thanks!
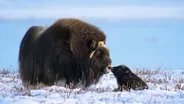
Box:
[111,65,148,91]
[18,18,112,89]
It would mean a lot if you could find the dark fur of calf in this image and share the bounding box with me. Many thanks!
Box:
[111,65,148,91]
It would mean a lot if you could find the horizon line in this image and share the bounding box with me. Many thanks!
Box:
[0,5,184,20]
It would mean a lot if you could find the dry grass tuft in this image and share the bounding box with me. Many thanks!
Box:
[0,69,10,75]
[130,66,184,91]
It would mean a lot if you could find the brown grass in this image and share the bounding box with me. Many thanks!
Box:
[0,69,10,75]
[132,67,184,91]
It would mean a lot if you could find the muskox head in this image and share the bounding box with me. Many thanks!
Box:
[111,65,148,91]
[79,40,112,88]
[88,40,112,73]
[91,47,112,73]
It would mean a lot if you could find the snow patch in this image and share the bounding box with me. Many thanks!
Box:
[0,69,184,104]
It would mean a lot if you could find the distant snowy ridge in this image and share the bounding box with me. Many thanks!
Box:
[1,6,184,20]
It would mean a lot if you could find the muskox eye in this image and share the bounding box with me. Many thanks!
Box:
[95,50,102,56]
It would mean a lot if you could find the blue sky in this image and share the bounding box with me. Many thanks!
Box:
[0,0,184,70]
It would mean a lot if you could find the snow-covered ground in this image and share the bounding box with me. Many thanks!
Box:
[0,68,184,104]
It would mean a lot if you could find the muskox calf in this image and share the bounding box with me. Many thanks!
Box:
[111,65,148,91]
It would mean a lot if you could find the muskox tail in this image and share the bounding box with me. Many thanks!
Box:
[18,26,44,87]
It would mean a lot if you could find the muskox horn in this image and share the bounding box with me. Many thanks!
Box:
[89,41,106,58]
[98,41,106,48]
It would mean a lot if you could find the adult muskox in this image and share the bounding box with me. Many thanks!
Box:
[18,18,112,89]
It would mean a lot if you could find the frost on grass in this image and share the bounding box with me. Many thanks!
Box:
[0,68,184,104]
